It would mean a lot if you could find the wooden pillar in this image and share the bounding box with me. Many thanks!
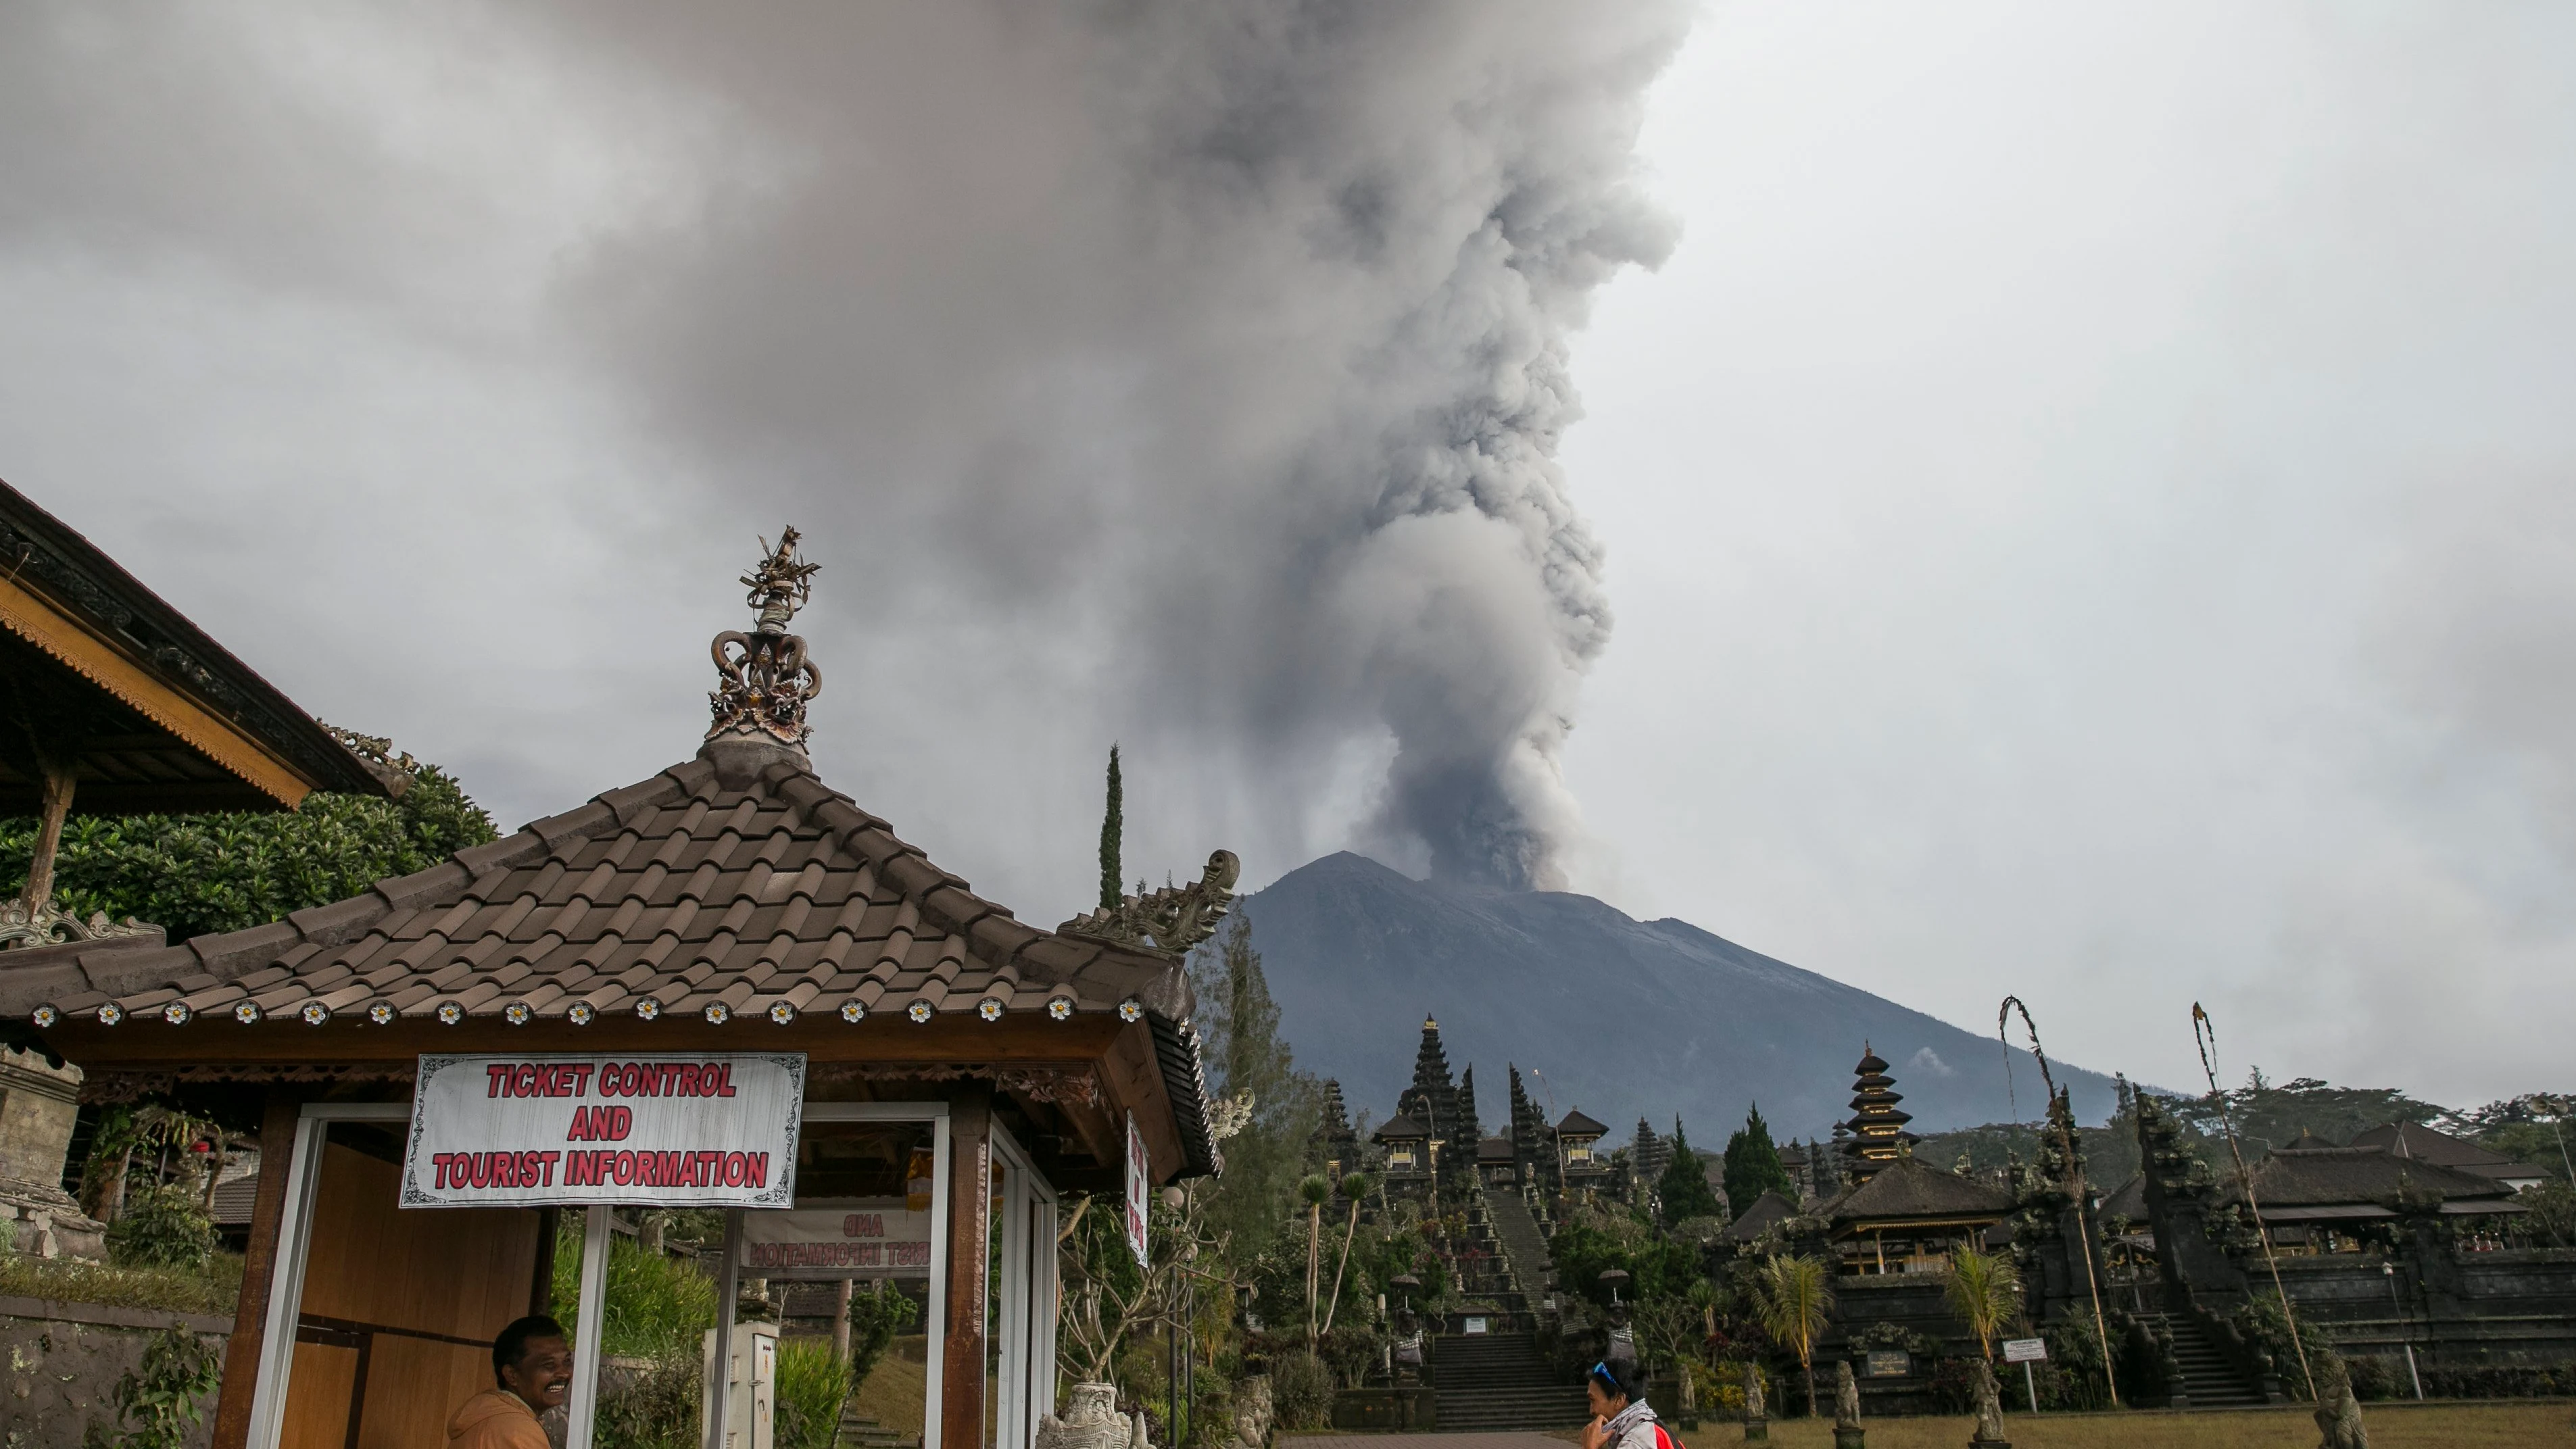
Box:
[211,1089,300,1449]
[943,1089,992,1449]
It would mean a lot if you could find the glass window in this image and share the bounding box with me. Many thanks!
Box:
[702,1119,940,1449]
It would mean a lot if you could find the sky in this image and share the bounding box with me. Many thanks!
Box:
[3,4,2571,1107]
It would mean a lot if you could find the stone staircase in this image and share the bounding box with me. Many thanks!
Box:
[2143,1313,2269,1408]
[836,1406,918,1449]
[1484,1188,1557,1304]
[1432,1331,1591,1430]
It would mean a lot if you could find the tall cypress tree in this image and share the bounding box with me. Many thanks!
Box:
[1098,744,1123,911]
[1656,1116,1725,1224]
[1723,1102,1796,1214]
[1188,916,1320,1254]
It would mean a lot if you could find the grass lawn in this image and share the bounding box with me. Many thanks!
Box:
[850,1333,930,1441]
[1641,1401,2576,1448]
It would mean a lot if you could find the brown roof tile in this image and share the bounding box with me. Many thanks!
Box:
[6,752,1185,1031]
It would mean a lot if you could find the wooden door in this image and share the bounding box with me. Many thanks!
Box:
[285,1131,543,1449]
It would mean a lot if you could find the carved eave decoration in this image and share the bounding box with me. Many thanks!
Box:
[1059,850,1241,958]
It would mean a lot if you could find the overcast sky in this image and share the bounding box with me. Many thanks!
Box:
[5,4,2571,1108]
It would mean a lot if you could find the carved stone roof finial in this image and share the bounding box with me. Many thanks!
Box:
[1058,850,1241,958]
[707,529,823,753]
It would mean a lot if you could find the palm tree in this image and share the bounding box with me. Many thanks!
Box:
[1298,1174,1333,1345]
[1318,1173,1376,1337]
[1944,1245,2020,1362]
[1755,1254,1833,1418]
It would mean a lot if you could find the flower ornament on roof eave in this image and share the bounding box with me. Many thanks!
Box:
[706,527,823,748]
[1056,849,1242,959]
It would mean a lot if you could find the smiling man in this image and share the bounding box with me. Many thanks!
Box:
[449,1315,573,1449]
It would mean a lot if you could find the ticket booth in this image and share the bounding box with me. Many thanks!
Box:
[1,536,1228,1449]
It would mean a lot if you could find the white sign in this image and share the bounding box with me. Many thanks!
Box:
[1125,1111,1149,1269]
[2001,1338,2047,1364]
[1463,1317,1488,1335]
[402,1054,806,1208]
[739,1199,935,1279]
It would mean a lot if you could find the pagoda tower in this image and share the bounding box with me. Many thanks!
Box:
[1839,1043,1919,1183]
[1395,1015,1461,1137]
[1508,1064,1561,1193]
[1315,1078,1359,1175]
[1632,1116,1672,1187]
[1449,1064,1486,1189]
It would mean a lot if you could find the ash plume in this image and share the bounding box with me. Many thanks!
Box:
[542,1,1690,889]
[0,2,1690,896]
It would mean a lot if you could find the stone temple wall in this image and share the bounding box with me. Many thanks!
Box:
[1,1302,230,1449]
[2273,1247,2576,1369]
[0,1046,81,1189]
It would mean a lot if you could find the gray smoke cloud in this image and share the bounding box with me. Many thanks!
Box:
[0,2,1691,897]
[539,3,1688,889]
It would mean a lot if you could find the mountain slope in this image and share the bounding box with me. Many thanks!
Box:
[1231,852,2118,1144]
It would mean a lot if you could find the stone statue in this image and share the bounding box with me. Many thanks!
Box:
[1832,1360,1864,1449]
[1038,1383,1142,1449]
[1230,1374,1273,1449]
[1969,1360,2011,1448]
[1741,1362,1768,1442]
[2313,1377,2367,1449]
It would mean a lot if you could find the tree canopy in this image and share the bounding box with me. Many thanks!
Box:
[1724,1103,1795,1214]
[1656,1117,1724,1224]
[1187,914,1321,1256]
[1097,744,1122,912]
[0,757,497,943]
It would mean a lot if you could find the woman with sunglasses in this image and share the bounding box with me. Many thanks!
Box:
[1579,1358,1670,1449]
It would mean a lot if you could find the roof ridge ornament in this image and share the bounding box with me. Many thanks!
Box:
[1059,849,1240,958]
[707,528,824,750]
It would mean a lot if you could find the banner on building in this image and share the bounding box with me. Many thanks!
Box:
[1125,1110,1149,1269]
[402,1053,806,1208]
[739,1199,933,1279]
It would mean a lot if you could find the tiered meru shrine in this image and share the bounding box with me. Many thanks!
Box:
[1312,1022,2576,1421]
[1,522,1232,1449]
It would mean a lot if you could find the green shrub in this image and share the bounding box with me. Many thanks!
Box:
[0,762,495,944]
[2344,1356,2398,1401]
[1269,1350,1332,1430]
[106,1188,218,1271]
[844,1281,919,1390]
[775,1337,850,1449]
[90,1324,221,1449]
[552,1227,717,1360]
[596,1352,703,1449]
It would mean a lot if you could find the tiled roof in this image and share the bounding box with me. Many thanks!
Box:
[2099,1172,2149,1223]
[1825,1156,2014,1225]
[5,750,1200,1029]
[2239,1145,2519,1212]
[0,477,389,812]
[2346,1122,2550,1182]
[1555,1108,1607,1136]
[1725,1189,1797,1242]
[1373,1112,1430,1141]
